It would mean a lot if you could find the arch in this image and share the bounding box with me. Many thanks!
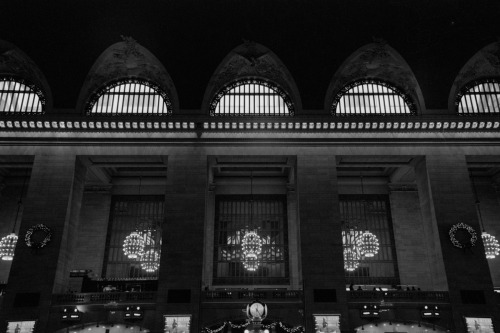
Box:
[0,39,52,111]
[86,78,172,115]
[325,40,425,114]
[332,79,415,116]
[202,41,301,115]
[455,78,500,115]
[449,42,500,112]
[210,79,293,116]
[77,36,178,114]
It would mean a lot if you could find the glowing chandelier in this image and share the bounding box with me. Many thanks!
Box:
[343,247,360,271]
[123,231,146,259]
[241,172,263,271]
[357,176,380,258]
[471,171,499,260]
[140,249,160,272]
[0,173,28,261]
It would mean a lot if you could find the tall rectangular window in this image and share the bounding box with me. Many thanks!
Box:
[103,195,164,279]
[340,195,400,286]
[213,195,289,285]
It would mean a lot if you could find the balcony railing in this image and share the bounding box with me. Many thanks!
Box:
[53,291,156,305]
[202,290,302,302]
[348,290,449,303]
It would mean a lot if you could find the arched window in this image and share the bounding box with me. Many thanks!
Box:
[210,79,293,116]
[332,80,415,116]
[87,79,172,115]
[456,79,500,115]
[0,78,44,113]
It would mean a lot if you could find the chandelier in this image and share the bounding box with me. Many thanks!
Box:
[140,249,160,272]
[357,231,380,257]
[482,232,500,259]
[241,172,263,271]
[343,247,360,271]
[0,173,28,261]
[471,171,499,260]
[123,231,146,259]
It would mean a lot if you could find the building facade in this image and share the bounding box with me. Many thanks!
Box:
[0,1,499,332]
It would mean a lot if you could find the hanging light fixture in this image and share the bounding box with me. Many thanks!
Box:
[122,177,146,259]
[0,172,28,261]
[343,228,360,271]
[357,175,380,258]
[470,171,500,259]
[241,171,263,271]
[140,249,160,272]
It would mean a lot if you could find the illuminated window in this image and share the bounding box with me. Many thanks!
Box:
[213,195,289,285]
[457,79,500,115]
[332,80,415,115]
[0,78,44,113]
[210,80,293,116]
[87,79,172,115]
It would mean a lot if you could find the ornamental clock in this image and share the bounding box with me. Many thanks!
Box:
[246,300,268,321]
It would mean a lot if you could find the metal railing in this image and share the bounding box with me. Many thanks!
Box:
[348,290,449,303]
[202,290,302,302]
[53,291,157,305]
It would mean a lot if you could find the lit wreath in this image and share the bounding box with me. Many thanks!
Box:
[449,222,477,248]
[25,224,52,249]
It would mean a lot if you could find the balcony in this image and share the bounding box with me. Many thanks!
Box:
[348,290,449,303]
[52,292,157,305]
[202,290,303,303]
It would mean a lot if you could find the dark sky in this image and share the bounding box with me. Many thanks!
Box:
[1,0,499,110]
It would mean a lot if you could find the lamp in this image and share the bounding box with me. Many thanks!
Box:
[0,172,28,261]
[470,171,500,259]
[241,171,263,271]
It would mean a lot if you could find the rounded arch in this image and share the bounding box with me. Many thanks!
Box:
[331,78,416,116]
[202,41,302,115]
[449,41,500,112]
[77,36,178,114]
[0,39,52,111]
[325,40,425,115]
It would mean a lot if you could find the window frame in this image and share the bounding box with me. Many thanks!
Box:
[331,79,416,116]
[0,76,45,114]
[86,78,172,116]
[209,79,294,117]
[455,78,500,115]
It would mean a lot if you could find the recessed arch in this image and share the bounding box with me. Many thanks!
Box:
[86,78,172,115]
[210,78,293,116]
[450,42,500,113]
[332,79,416,116]
[325,40,424,115]
[455,78,500,115]
[202,41,301,115]
[77,36,178,115]
[0,39,52,112]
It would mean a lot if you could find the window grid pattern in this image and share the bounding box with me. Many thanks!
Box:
[332,80,415,116]
[0,78,44,113]
[87,79,172,115]
[210,80,293,116]
[456,80,500,115]
[340,195,400,286]
[103,195,164,280]
[213,195,289,285]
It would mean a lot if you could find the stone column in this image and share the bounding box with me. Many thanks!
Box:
[0,155,86,332]
[296,155,348,332]
[156,155,207,333]
[415,155,498,331]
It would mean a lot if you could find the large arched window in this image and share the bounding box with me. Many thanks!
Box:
[0,78,44,113]
[86,79,172,115]
[210,79,293,116]
[456,79,500,115]
[332,80,415,116]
